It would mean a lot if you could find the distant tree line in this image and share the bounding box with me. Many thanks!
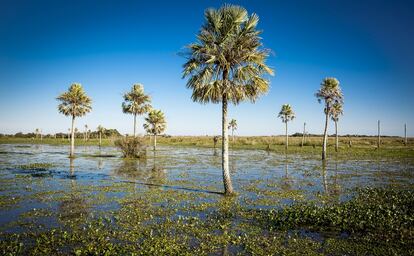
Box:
[3,129,122,138]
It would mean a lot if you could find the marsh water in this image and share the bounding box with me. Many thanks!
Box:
[0,143,413,254]
[1,144,413,230]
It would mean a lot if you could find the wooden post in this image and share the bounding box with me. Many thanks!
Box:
[301,122,306,147]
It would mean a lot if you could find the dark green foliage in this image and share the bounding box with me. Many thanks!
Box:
[256,187,414,244]
[115,137,147,158]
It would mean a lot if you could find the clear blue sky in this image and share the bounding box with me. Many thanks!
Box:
[1,0,413,136]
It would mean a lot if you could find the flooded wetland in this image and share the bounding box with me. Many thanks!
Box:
[0,143,413,255]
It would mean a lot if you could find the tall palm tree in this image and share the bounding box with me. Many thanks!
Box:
[97,125,105,147]
[315,77,343,160]
[330,102,343,152]
[182,4,273,195]
[143,109,166,150]
[35,128,40,139]
[122,84,152,137]
[228,119,237,142]
[57,83,92,158]
[278,104,295,150]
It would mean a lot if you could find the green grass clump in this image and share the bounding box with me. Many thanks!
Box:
[256,187,414,243]
[17,163,55,171]
[114,137,147,158]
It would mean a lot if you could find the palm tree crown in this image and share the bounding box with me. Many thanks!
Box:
[330,102,343,122]
[97,125,105,133]
[278,104,295,123]
[122,84,152,116]
[315,78,344,114]
[182,4,274,104]
[143,109,166,136]
[228,119,237,130]
[57,83,92,117]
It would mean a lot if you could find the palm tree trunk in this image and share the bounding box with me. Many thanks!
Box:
[99,132,102,147]
[222,94,234,195]
[70,116,75,158]
[285,121,288,150]
[335,120,338,152]
[301,122,306,147]
[232,129,234,143]
[153,134,157,151]
[133,114,137,137]
[322,109,329,160]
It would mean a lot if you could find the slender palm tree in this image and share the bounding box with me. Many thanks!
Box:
[315,78,343,160]
[278,104,295,150]
[228,119,238,142]
[35,128,40,139]
[97,125,105,147]
[84,124,88,142]
[182,4,273,195]
[122,84,152,137]
[330,102,343,152]
[57,83,92,158]
[143,109,166,150]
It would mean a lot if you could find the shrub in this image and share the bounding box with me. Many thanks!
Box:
[115,137,147,158]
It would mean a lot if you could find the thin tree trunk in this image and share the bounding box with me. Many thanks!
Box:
[133,114,137,137]
[285,121,288,150]
[377,120,381,149]
[222,94,234,195]
[322,109,329,160]
[335,120,338,152]
[301,122,306,147]
[99,132,102,147]
[232,129,234,143]
[70,116,75,158]
[153,134,157,151]
[404,123,407,146]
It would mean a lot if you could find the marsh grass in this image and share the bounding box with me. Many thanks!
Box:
[114,137,147,159]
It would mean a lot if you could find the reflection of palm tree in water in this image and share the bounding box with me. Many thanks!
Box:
[59,158,88,225]
[97,158,104,170]
[281,154,293,191]
[322,160,341,199]
[148,151,167,186]
[322,160,328,194]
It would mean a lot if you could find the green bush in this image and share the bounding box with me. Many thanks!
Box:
[114,137,147,158]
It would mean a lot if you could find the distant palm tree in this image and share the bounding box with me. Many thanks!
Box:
[122,84,152,137]
[278,104,295,150]
[182,4,273,195]
[316,78,343,160]
[35,128,40,139]
[228,119,238,142]
[330,102,343,152]
[143,109,166,150]
[57,83,92,158]
[84,124,88,142]
[97,125,105,147]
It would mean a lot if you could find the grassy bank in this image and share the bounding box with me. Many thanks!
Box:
[1,136,413,160]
